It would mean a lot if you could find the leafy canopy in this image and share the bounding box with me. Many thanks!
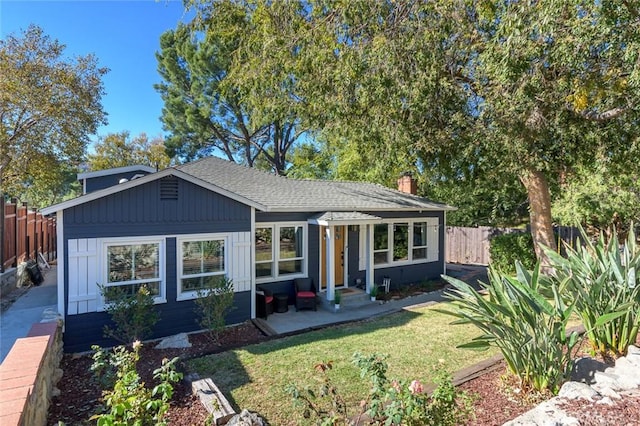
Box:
[0,25,107,197]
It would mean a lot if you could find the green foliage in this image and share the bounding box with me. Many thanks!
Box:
[88,132,171,171]
[489,232,537,276]
[101,285,160,344]
[546,226,640,357]
[0,24,107,199]
[193,276,235,344]
[286,352,473,426]
[333,289,341,305]
[442,263,579,394]
[552,163,640,235]
[90,343,182,426]
[369,285,378,298]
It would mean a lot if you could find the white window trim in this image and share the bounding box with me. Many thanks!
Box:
[255,222,308,283]
[176,233,229,301]
[99,236,166,310]
[412,222,429,261]
[373,218,439,268]
[373,223,390,265]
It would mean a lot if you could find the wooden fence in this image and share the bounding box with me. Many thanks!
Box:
[1,199,56,272]
[446,225,580,266]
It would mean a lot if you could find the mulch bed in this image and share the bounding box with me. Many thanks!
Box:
[45,312,640,425]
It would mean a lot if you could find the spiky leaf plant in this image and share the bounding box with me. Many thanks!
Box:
[440,263,579,394]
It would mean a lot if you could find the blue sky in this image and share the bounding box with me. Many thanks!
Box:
[1,0,190,141]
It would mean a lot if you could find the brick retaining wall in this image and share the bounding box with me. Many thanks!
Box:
[0,321,63,426]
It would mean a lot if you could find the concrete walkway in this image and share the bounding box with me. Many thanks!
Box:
[0,266,57,363]
[259,264,487,335]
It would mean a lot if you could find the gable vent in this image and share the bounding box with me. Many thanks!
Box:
[160,176,179,200]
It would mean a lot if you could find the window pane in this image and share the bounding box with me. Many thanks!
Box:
[108,245,133,283]
[182,240,225,276]
[280,226,303,259]
[104,282,160,302]
[133,244,159,279]
[374,224,388,250]
[182,275,223,292]
[374,252,388,264]
[255,228,273,261]
[256,263,272,278]
[108,244,159,283]
[413,222,427,247]
[393,223,409,261]
[278,260,302,275]
[202,240,224,273]
[413,248,427,260]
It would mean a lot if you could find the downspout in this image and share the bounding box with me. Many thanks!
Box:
[443,211,447,277]
[250,207,256,319]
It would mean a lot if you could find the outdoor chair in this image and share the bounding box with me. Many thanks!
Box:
[256,287,274,319]
[294,278,317,311]
[379,276,391,294]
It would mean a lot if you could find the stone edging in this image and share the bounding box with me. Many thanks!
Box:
[504,345,640,426]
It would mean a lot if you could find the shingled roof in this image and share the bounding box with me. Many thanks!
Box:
[177,157,454,212]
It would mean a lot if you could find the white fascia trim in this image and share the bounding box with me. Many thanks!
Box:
[308,218,384,226]
[271,206,457,213]
[42,168,268,215]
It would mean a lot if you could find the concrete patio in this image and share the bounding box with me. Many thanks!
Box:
[255,263,487,335]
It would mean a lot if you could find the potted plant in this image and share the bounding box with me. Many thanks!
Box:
[369,285,378,302]
[334,290,341,311]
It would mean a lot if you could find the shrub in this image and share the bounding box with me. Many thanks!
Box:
[441,263,579,394]
[546,226,640,357]
[194,275,235,344]
[90,342,182,426]
[286,352,473,426]
[101,285,160,344]
[489,232,536,275]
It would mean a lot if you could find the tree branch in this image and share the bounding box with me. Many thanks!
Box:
[579,107,626,122]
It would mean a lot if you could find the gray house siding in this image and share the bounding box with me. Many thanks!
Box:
[64,178,250,239]
[61,178,252,351]
[85,169,154,194]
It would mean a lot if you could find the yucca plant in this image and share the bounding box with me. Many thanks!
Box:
[545,226,640,357]
[440,262,579,394]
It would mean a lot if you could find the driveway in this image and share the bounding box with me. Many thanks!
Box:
[0,266,58,363]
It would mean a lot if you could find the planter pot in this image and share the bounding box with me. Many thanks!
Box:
[334,304,340,311]
[370,297,376,302]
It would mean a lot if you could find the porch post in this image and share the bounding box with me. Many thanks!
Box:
[325,226,335,301]
[366,224,374,293]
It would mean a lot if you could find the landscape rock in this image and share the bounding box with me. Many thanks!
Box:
[558,382,599,401]
[154,332,191,349]
[224,409,267,426]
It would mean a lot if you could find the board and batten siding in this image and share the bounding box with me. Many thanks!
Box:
[66,231,252,315]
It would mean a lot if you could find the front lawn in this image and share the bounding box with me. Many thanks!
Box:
[186,303,499,425]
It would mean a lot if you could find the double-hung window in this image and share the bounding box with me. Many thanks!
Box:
[178,235,226,299]
[374,224,389,264]
[104,239,164,303]
[255,223,306,281]
[412,222,428,260]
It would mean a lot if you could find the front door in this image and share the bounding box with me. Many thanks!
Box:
[320,226,345,290]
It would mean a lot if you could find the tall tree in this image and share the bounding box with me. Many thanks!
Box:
[156,2,304,175]
[0,25,107,198]
[87,132,171,171]
[186,1,640,264]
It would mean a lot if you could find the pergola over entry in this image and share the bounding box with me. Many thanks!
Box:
[308,211,382,302]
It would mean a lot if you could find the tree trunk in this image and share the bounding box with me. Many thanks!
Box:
[520,169,556,267]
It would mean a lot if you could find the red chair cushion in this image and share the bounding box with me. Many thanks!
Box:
[297,291,315,298]
[265,296,273,304]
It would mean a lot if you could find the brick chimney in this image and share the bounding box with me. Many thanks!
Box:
[397,172,417,195]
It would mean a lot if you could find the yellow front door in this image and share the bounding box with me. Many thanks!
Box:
[320,226,345,290]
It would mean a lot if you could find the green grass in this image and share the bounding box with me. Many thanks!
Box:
[186,303,499,425]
